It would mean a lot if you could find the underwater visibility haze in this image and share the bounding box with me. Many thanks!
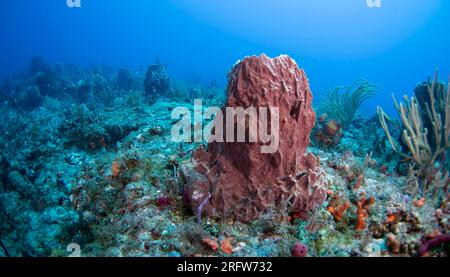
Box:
[0,0,449,258]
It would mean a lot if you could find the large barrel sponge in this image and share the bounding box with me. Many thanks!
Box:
[182,54,327,222]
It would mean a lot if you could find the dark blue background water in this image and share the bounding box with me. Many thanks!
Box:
[1,0,449,116]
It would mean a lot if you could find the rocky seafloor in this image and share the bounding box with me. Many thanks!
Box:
[0,56,448,257]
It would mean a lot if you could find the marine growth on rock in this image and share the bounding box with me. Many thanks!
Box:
[182,54,327,222]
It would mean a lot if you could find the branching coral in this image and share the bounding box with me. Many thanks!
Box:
[378,73,450,203]
[318,79,379,129]
[377,73,449,177]
[403,164,449,204]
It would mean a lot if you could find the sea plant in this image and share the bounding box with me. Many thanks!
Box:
[318,79,379,129]
[378,73,449,175]
[377,72,449,200]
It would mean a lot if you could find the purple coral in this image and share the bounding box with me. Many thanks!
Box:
[197,192,211,224]
[419,234,450,257]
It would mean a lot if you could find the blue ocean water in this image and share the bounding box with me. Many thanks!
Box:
[1,0,450,260]
[1,0,449,116]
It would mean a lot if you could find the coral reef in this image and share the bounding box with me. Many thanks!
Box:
[182,54,327,222]
[0,57,448,257]
[378,72,449,203]
[10,85,42,110]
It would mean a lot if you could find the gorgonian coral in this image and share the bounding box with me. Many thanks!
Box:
[318,79,379,129]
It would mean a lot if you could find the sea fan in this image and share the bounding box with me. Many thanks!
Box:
[318,79,380,129]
